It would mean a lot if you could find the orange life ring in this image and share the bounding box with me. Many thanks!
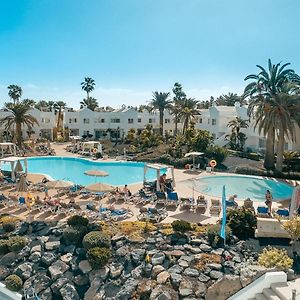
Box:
[209,160,217,168]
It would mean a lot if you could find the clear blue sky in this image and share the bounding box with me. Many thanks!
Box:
[0,0,300,108]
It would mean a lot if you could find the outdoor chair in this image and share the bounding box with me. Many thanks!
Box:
[257,206,271,218]
[156,191,167,205]
[180,197,194,210]
[273,208,289,218]
[209,199,221,216]
[167,192,179,207]
[195,196,207,213]
[243,199,255,212]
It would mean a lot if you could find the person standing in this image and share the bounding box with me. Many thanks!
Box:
[265,190,273,215]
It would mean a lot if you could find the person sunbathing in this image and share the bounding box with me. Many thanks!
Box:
[227,194,238,207]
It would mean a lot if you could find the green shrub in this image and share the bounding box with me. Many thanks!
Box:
[7,236,26,252]
[171,220,192,233]
[207,224,232,247]
[82,231,111,250]
[205,146,228,164]
[67,215,89,227]
[226,208,257,240]
[0,240,9,255]
[87,247,111,269]
[5,275,23,292]
[63,225,87,246]
[258,247,293,270]
[3,222,16,233]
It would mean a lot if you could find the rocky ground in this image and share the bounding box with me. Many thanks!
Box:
[0,220,272,300]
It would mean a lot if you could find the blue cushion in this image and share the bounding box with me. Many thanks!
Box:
[257,206,268,214]
[168,192,179,201]
[277,209,289,216]
[19,197,25,204]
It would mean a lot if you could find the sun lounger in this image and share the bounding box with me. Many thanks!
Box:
[195,196,207,213]
[257,206,271,218]
[210,199,221,216]
[109,208,134,221]
[167,192,179,206]
[273,208,289,218]
[138,189,157,204]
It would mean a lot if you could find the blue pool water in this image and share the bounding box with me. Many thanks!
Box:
[1,157,161,186]
[193,175,294,201]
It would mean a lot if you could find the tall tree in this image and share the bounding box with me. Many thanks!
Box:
[22,99,36,107]
[244,59,298,169]
[149,91,171,136]
[0,101,38,146]
[81,77,95,99]
[171,82,186,136]
[7,85,22,104]
[80,97,99,111]
[251,84,300,171]
[216,92,246,106]
[54,101,66,131]
[226,117,249,150]
[35,100,49,111]
[178,98,199,133]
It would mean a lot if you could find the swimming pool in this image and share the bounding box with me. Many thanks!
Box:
[1,157,162,186]
[192,175,293,201]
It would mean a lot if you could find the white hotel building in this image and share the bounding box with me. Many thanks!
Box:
[0,103,299,152]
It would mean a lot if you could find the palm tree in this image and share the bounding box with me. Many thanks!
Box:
[171,83,186,136]
[0,101,38,146]
[252,84,300,171]
[80,97,99,111]
[54,101,66,131]
[178,98,199,133]
[81,77,95,99]
[227,117,249,150]
[7,85,22,104]
[149,91,172,136]
[35,100,49,111]
[22,99,36,107]
[244,59,298,169]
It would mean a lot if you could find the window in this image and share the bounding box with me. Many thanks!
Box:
[111,118,120,123]
[128,118,134,124]
[259,138,266,148]
[101,119,105,123]
[199,118,203,124]
[164,119,170,124]
[212,119,216,125]
[138,118,142,123]
[83,118,90,124]
[69,118,77,124]
[149,118,155,123]
[208,119,210,124]
[41,118,50,124]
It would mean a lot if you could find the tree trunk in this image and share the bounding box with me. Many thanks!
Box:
[159,109,164,136]
[174,113,178,136]
[276,126,284,172]
[16,122,22,147]
[264,127,275,170]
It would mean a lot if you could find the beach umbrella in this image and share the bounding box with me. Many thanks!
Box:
[184,152,204,168]
[17,175,28,193]
[84,170,109,177]
[85,182,114,193]
[46,180,74,189]
[14,160,23,173]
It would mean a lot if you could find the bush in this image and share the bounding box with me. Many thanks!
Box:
[63,226,87,246]
[205,146,228,164]
[228,150,261,161]
[5,275,23,292]
[83,231,111,250]
[0,240,9,255]
[235,166,300,180]
[3,222,16,233]
[258,247,293,270]
[171,220,192,233]
[226,208,257,240]
[7,236,26,252]
[87,247,111,269]
[67,215,89,227]
[207,224,232,247]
